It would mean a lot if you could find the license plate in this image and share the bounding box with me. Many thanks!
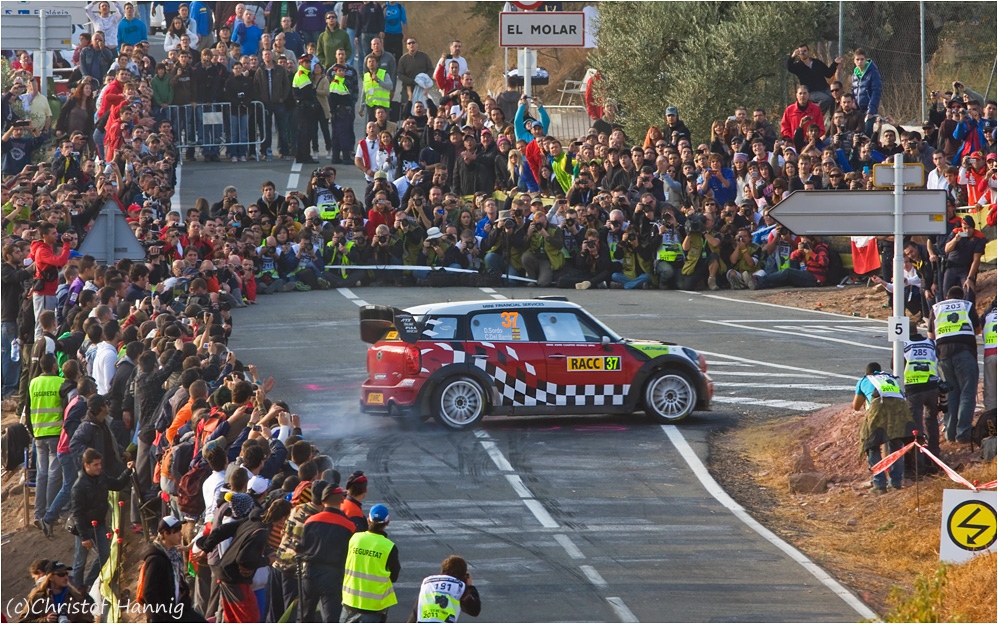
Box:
[366,392,384,405]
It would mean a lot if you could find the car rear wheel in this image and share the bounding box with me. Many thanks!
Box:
[432,377,486,430]
[643,370,696,423]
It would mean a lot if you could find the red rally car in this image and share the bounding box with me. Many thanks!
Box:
[360,298,713,430]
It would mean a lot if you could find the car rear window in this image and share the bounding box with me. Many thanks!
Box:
[469,312,529,341]
[422,316,458,340]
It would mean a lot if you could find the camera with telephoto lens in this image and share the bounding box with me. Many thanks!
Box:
[377,234,388,243]
[686,213,707,234]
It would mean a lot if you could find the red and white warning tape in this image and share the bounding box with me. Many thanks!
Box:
[870,440,995,492]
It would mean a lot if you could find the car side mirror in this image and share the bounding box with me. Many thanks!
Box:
[602,335,611,350]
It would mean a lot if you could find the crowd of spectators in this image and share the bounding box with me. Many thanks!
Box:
[0,3,996,621]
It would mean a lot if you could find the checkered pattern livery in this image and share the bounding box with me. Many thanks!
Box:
[472,358,630,407]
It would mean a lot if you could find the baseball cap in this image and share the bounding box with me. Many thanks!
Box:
[987,153,997,161]
[332,63,348,71]
[373,171,388,180]
[298,54,311,62]
[157,516,182,533]
[369,504,390,523]
[665,106,678,116]
[970,151,984,159]
[43,561,72,574]
[248,475,271,496]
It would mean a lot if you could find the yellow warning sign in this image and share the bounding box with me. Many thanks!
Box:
[946,500,997,551]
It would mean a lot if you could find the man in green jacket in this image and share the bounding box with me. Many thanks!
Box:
[520,212,565,287]
[316,11,351,69]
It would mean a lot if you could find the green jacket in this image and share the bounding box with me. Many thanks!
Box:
[316,28,352,68]
[151,74,173,107]
[525,226,566,271]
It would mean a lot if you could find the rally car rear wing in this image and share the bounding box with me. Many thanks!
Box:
[359,305,421,344]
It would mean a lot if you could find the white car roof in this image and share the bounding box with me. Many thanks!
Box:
[405,299,583,317]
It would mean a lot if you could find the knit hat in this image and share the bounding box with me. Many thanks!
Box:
[225,492,254,519]
[732,153,749,163]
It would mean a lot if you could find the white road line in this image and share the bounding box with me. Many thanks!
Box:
[351,299,369,307]
[697,350,857,380]
[684,291,872,320]
[505,474,533,498]
[291,162,302,172]
[703,360,752,366]
[554,534,585,560]
[522,499,559,528]
[479,287,507,299]
[477,439,514,472]
[708,371,811,377]
[714,382,856,391]
[660,425,878,620]
[605,597,639,623]
[337,287,358,299]
[701,319,892,351]
[710,396,831,411]
[475,431,559,528]
[716,318,877,323]
[580,564,608,588]
[287,173,300,191]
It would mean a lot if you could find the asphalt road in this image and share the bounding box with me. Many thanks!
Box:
[176,140,897,621]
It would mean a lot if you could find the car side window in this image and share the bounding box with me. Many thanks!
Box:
[469,312,529,341]
[538,312,601,342]
[422,316,458,340]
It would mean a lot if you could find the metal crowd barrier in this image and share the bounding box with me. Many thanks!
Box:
[165,101,266,162]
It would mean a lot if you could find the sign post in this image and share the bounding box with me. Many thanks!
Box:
[769,167,942,371]
[500,10,585,99]
[890,153,906,376]
[0,9,73,97]
[76,200,148,264]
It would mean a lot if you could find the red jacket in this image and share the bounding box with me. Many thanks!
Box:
[780,101,825,140]
[29,239,72,296]
[434,63,460,94]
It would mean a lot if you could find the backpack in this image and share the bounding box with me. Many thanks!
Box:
[177,462,212,517]
[219,522,268,583]
[194,407,226,456]
[153,387,178,434]
[1,423,31,471]
[169,437,196,484]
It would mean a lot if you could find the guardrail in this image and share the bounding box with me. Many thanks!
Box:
[165,101,265,162]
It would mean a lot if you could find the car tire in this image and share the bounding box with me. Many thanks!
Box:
[643,369,697,423]
[432,376,486,430]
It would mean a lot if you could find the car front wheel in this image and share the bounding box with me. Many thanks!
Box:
[643,370,696,423]
[432,377,486,430]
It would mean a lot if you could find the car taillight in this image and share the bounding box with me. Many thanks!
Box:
[698,353,708,373]
[404,345,421,375]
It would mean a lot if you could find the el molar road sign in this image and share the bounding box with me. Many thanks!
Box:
[499,11,585,47]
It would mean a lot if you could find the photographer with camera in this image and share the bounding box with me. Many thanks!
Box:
[391,211,425,269]
[559,208,585,261]
[680,211,722,290]
[418,226,454,270]
[365,171,401,209]
[567,172,597,206]
[747,235,830,289]
[557,228,613,290]
[611,225,652,290]
[484,209,525,278]
[520,212,564,287]
[628,166,666,207]
[655,208,686,289]
[827,110,856,161]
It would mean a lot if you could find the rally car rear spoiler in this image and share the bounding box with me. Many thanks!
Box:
[359,305,421,344]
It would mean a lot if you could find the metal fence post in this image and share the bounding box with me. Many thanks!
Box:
[920,0,926,123]
[838,1,844,59]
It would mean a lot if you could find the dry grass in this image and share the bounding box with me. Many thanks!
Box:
[718,410,997,620]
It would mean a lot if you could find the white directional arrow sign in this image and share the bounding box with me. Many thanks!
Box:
[768,189,947,236]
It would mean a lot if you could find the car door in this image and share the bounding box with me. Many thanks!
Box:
[537,310,635,409]
[466,309,547,408]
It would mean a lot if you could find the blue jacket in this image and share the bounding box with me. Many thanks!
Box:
[851,60,882,116]
[188,1,214,38]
